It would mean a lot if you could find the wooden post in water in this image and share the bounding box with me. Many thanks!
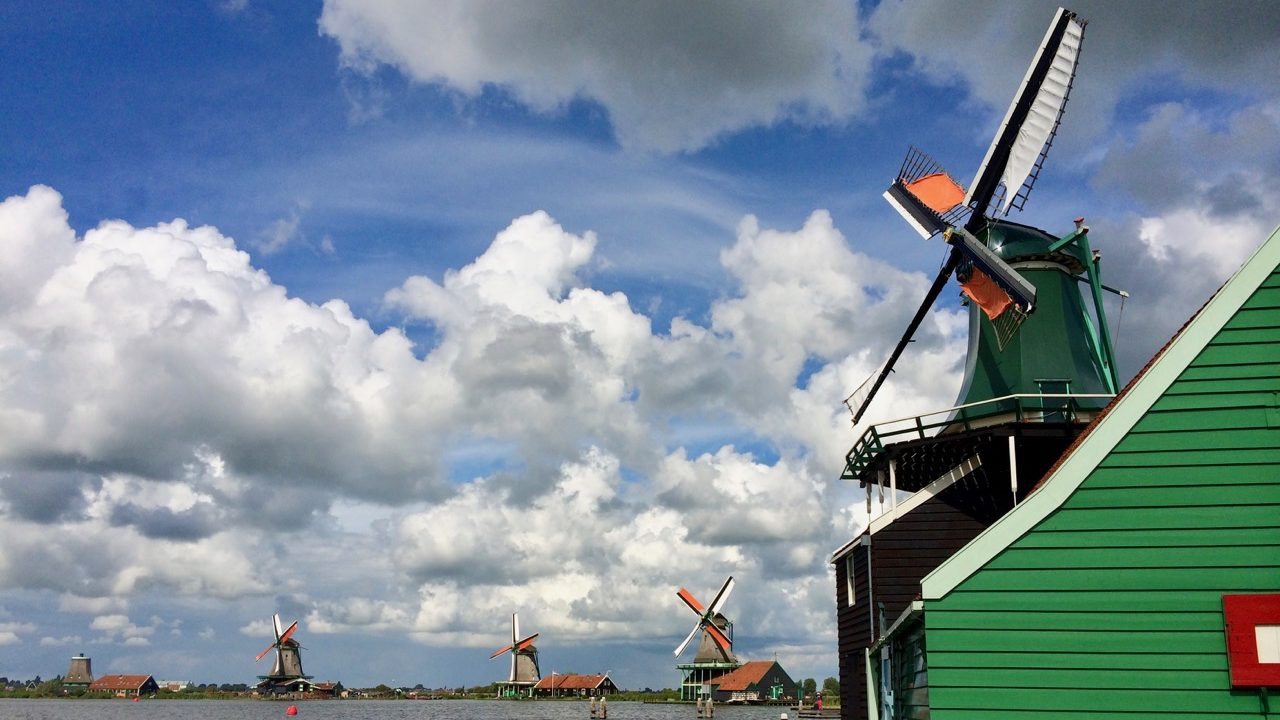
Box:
[589,697,598,718]
[600,696,608,718]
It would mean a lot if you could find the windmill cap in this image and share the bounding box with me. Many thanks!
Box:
[982,219,1086,273]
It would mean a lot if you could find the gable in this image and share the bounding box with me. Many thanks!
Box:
[923,223,1280,600]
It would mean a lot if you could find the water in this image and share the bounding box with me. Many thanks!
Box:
[0,699,799,720]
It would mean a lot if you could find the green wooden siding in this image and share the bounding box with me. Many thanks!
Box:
[925,264,1280,718]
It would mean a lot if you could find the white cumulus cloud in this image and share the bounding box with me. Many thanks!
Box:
[0,184,967,680]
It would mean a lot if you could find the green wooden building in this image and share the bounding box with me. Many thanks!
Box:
[868,224,1280,718]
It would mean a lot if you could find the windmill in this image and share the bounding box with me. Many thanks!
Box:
[491,612,540,697]
[849,6,1119,436]
[254,613,312,693]
[832,8,1129,718]
[64,653,93,690]
[675,575,737,662]
[675,576,740,701]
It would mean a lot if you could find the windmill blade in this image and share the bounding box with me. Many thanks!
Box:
[256,613,287,662]
[255,641,277,663]
[883,147,970,240]
[849,249,963,427]
[707,576,736,616]
[509,613,518,682]
[489,643,514,659]
[676,588,706,616]
[965,7,1086,220]
[961,269,1015,321]
[276,621,299,647]
[704,621,733,653]
[515,633,539,651]
[674,621,702,657]
[947,228,1036,312]
[885,180,951,240]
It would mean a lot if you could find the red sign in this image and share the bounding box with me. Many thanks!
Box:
[1223,594,1280,688]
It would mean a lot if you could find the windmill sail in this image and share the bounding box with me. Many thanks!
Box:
[961,269,1013,320]
[965,7,1086,217]
[883,147,970,239]
[948,227,1036,311]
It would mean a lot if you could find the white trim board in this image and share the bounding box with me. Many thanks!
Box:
[870,600,924,655]
[868,455,982,535]
[829,533,867,564]
[922,223,1280,601]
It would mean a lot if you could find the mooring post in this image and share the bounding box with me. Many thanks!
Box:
[590,697,598,718]
[600,696,608,719]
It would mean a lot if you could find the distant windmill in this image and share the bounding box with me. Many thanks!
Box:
[491,612,540,697]
[64,653,93,689]
[254,613,312,692]
[675,575,737,664]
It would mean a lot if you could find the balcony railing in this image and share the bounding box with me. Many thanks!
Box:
[840,393,1114,481]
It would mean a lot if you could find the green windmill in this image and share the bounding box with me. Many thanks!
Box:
[842,6,1126,488]
[854,7,1119,430]
[831,8,1128,719]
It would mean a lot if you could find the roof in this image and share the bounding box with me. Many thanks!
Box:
[535,673,611,690]
[709,661,776,691]
[89,675,155,691]
[923,222,1280,600]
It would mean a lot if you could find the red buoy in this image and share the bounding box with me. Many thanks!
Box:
[132,697,140,702]
[286,705,298,716]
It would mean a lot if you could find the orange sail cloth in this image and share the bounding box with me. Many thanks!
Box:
[961,268,1014,320]
[905,173,965,214]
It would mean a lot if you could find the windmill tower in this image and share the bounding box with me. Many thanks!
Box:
[254,613,313,694]
[64,653,93,690]
[491,612,540,698]
[674,576,740,701]
[830,8,1121,719]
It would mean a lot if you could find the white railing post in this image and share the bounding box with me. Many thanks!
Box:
[1008,434,1019,505]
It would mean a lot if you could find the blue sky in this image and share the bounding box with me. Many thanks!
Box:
[1,0,1278,690]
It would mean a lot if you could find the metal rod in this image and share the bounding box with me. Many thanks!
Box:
[865,539,874,641]
[851,248,961,427]
[1078,232,1120,392]
[1070,273,1127,297]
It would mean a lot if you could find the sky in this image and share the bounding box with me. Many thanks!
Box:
[1,0,1278,690]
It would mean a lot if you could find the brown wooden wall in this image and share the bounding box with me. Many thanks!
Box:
[835,537,870,717]
[836,489,990,720]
